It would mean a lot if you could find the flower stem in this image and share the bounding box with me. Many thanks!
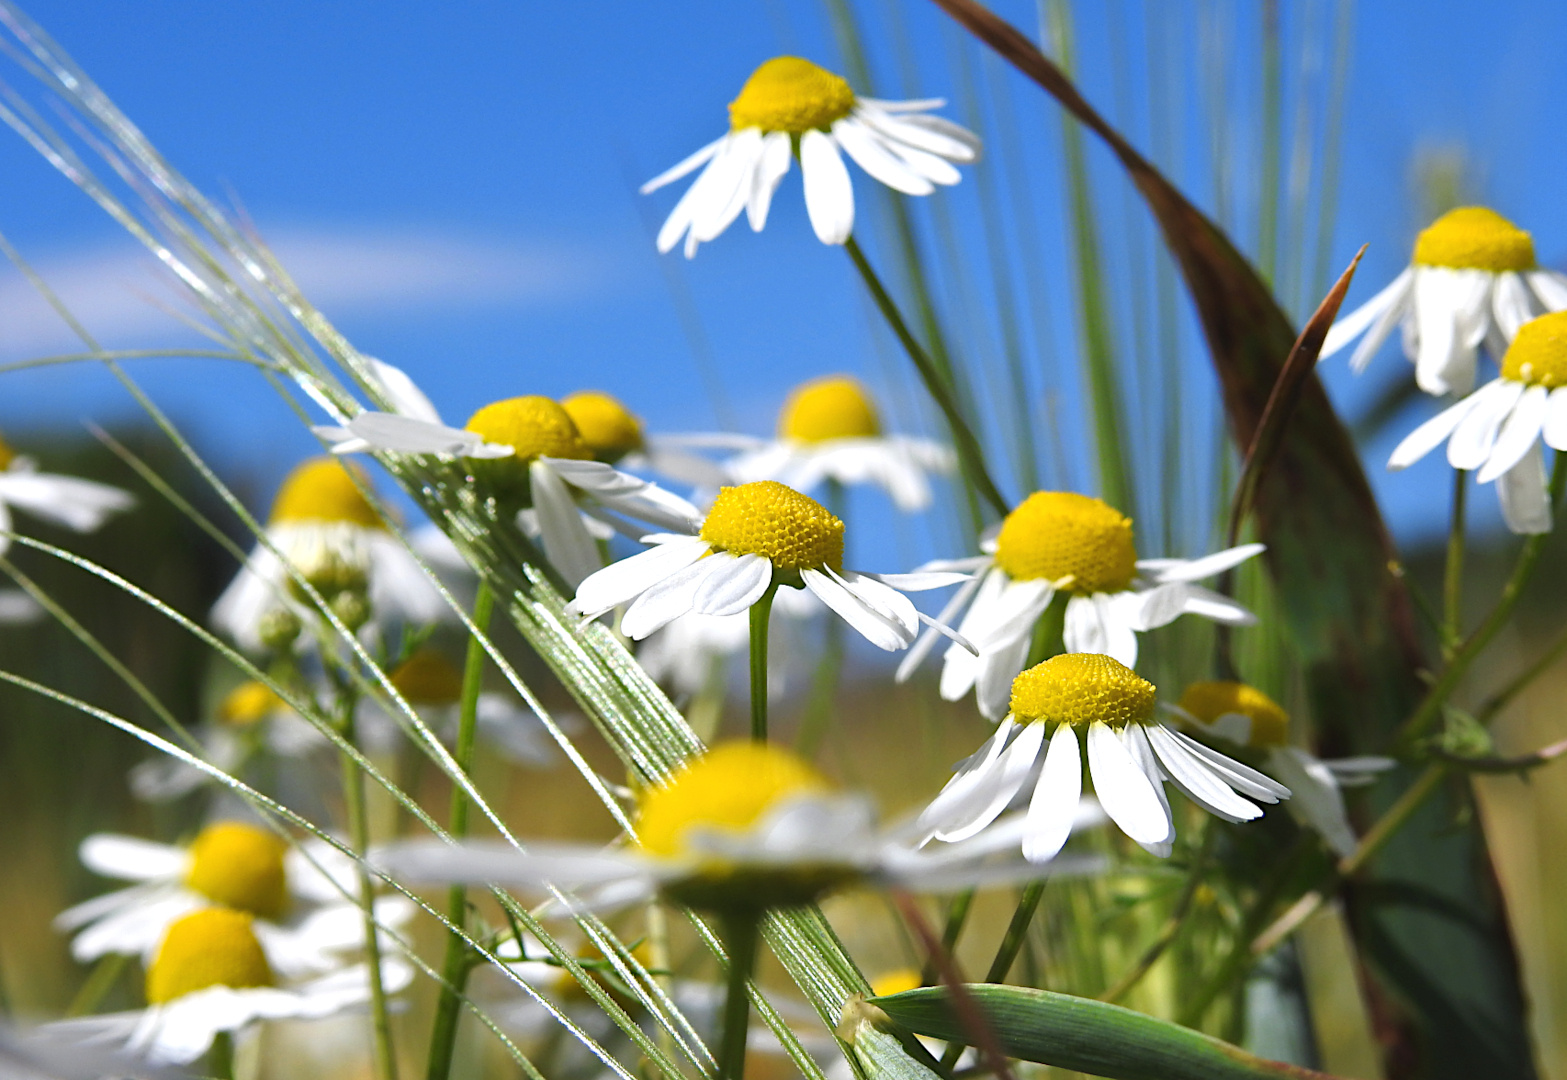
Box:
[940,879,1048,1069]
[717,912,761,1080]
[796,480,846,758]
[424,583,494,1080]
[207,1031,235,1080]
[922,889,976,986]
[843,235,1010,518]
[749,582,779,742]
[1441,468,1467,656]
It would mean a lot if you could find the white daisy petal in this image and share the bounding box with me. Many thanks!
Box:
[917,720,1013,836]
[570,537,709,618]
[930,722,1045,843]
[1022,723,1081,864]
[1121,724,1175,855]
[1143,724,1262,823]
[1268,747,1358,858]
[1527,269,1567,311]
[338,412,486,456]
[799,129,855,245]
[893,113,983,160]
[1178,584,1258,625]
[1064,593,1138,666]
[0,474,135,532]
[1497,442,1552,535]
[1347,275,1414,375]
[691,127,763,245]
[692,552,772,617]
[974,630,1032,721]
[641,134,726,194]
[1166,728,1289,801]
[366,359,442,423]
[1477,384,1550,483]
[78,835,187,881]
[1137,542,1265,583]
[1130,583,1189,631]
[1085,723,1171,845]
[747,130,793,231]
[1448,379,1525,471]
[529,461,601,589]
[1321,269,1411,359]
[970,578,1056,650]
[1492,271,1539,339]
[897,568,986,683]
[857,107,978,163]
[1414,268,1485,395]
[620,557,718,639]
[801,567,910,650]
[835,569,920,637]
[1545,387,1567,452]
[1388,394,1485,470]
[832,117,934,195]
[869,570,970,591]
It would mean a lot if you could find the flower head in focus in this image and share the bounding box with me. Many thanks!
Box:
[568,480,966,652]
[1172,681,1392,858]
[899,491,1262,719]
[0,427,135,556]
[918,655,1290,863]
[722,375,954,511]
[213,457,449,651]
[642,56,979,256]
[1321,207,1567,396]
[1388,309,1567,534]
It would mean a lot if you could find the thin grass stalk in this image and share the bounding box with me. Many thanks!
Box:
[1257,0,1283,286]
[1442,470,1468,655]
[1309,0,1353,302]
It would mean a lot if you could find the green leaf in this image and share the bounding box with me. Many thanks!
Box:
[873,984,1338,1080]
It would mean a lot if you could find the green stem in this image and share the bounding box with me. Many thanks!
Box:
[923,889,976,987]
[796,481,847,759]
[940,880,1048,1069]
[843,235,1010,518]
[1477,623,1567,724]
[750,582,779,742]
[207,1031,235,1080]
[1402,458,1567,745]
[67,951,129,1017]
[424,584,494,1080]
[1100,820,1216,1003]
[1442,469,1467,655]
[717,913,761,1080]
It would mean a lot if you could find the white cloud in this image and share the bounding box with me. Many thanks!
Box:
[0,227,609,358]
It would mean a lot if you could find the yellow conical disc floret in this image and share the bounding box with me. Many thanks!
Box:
[0,430,13,470]
[1412,207,1536,272]
[779,375,881,442]
[729,56,856,134]
[637,742,830,859]
[994,491,1137,593]
[562,391,645,463]
[146,908,274,1004]
[219,681,284,727]
[388,649,464,706]
[1501,310,1567,388]
[184,822,289,919]
[464,396,592,463]
[269,458,383,528]
[1178,680,1289,749]
[700,481,844,573]
[1010,653,1156,730]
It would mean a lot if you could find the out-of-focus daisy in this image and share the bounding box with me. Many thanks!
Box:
[722,375,953,512]
[900,491,1262,719]
[1388,309,1567,534]
[1321,207,1567,396]
[569,480,964,652]
[1172,681,1392,858]
[213,457,449,651]
[0,588,42,623]
[56,821,412,977]
[55,907,412,1068]
[642,56,979,256]
[0,429,134,556]
[919,655,1289,863]
[561,390,729,489]
[636,587,819,700]
[354,648,560,765]
[316,394,701,587]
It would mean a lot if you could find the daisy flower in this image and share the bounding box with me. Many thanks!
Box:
[642,55,979,256]
[900,490,1262,719]
[56,820,413,978]
[918,654,1289,863]
[1172,681,1392,859]
[568,480,964,652]
[1321,206,1567,396]
[561,389,730,489]
[723,374,954,512]
[0,428,134,556]
[55,906,412,1068]
[213,457,449,652]
[1388,309,1567,534]
[0,588,42,623]
[316,394,701,588]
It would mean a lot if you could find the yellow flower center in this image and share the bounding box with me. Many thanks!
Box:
[388,649,464,706]
[146,908,274,1004]
[699,482,844,573]
[269,458,384,528]
[464,396,592,463]
[218,681,284,727]
[870,969,922,998]
[729,56,856,134]
[1177,680,1289,749]
[636,742,830,859]
[993,491,1137,593]
[1500,310,1567,388]
[0,431,13,470]
[562,391,646,463]
[184,822,289,919]
[779,375,882,442]
[1411,206,1536,272]
[1009,653,1156,730]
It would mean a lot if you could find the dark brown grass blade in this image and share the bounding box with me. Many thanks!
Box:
[928,2,1536,1076]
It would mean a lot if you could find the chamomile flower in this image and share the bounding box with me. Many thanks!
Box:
[722,375,954,511]
[316,394,701,587]
[0,429,134,556]
[213,457,449,652]
[642,56,979,256]
[56,821,413,978]
[380,741,1092,915]
[900,491,1262,719]
[636,587,819,700]
[1388,309,1567,534]
[919,655,1289,863]
[568,480,965,652]
[56,907,412,1067]
[1321,207,1567,396]
[562,390,729,489]
[1173,681,1392,858]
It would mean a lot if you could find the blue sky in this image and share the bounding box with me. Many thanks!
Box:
[1,0,1565,559]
